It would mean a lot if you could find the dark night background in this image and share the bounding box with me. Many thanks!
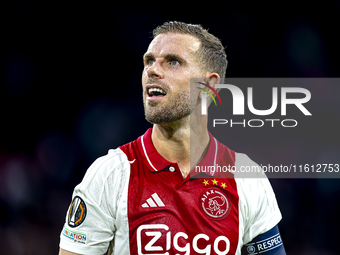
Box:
[1,1,340,254]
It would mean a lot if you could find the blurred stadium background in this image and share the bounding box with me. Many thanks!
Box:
[1,2,340,254]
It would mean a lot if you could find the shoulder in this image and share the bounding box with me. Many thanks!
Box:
[75,148,131,200]
[233,153,276,200]
[82,148,130,180]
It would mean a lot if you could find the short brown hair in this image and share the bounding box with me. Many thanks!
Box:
[153,21,227,78]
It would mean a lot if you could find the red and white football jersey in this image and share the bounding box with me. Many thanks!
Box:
[60,128,282,255]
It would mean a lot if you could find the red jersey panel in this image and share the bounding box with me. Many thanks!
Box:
[120,128,239,255]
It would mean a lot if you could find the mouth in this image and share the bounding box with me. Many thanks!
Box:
[146,85,167,100]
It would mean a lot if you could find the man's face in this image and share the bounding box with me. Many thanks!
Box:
[142,33,203,124]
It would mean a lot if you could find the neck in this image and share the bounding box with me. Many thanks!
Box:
[151,111,209,178]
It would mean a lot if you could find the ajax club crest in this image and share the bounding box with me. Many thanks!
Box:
[199,188,231,220]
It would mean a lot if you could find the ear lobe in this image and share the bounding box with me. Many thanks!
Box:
[198,86,207,99]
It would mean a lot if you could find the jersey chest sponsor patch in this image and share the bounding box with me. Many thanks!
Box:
[136,224,231,255]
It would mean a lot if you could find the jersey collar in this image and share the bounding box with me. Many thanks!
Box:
[137,128,221,176]
[137,128,174,172]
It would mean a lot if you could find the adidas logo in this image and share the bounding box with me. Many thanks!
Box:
[141,193,165,208]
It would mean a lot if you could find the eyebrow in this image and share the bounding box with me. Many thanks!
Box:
[143,52,186,64]
[165,53,186,63]
[143,52,153,60]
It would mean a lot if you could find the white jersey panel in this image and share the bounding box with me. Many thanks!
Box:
[59,148,131,255]
[234,152,282,253]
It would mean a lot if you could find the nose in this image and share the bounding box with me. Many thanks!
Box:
[146,60,164,79]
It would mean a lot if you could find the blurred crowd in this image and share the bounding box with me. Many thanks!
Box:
[1,2,340,254]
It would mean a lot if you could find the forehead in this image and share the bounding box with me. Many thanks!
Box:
[145,33,201,59]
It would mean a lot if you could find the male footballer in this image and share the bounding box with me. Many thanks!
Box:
[59,21,286,255]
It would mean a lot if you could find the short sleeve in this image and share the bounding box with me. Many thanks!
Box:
[59,149,130,255]
[235,153,282,245]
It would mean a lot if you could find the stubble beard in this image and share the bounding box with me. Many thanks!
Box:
[143,90,194,124]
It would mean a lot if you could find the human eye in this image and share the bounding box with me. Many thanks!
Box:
[146,58,155,66]
[143,55,155,66]
[169,59,180,66]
